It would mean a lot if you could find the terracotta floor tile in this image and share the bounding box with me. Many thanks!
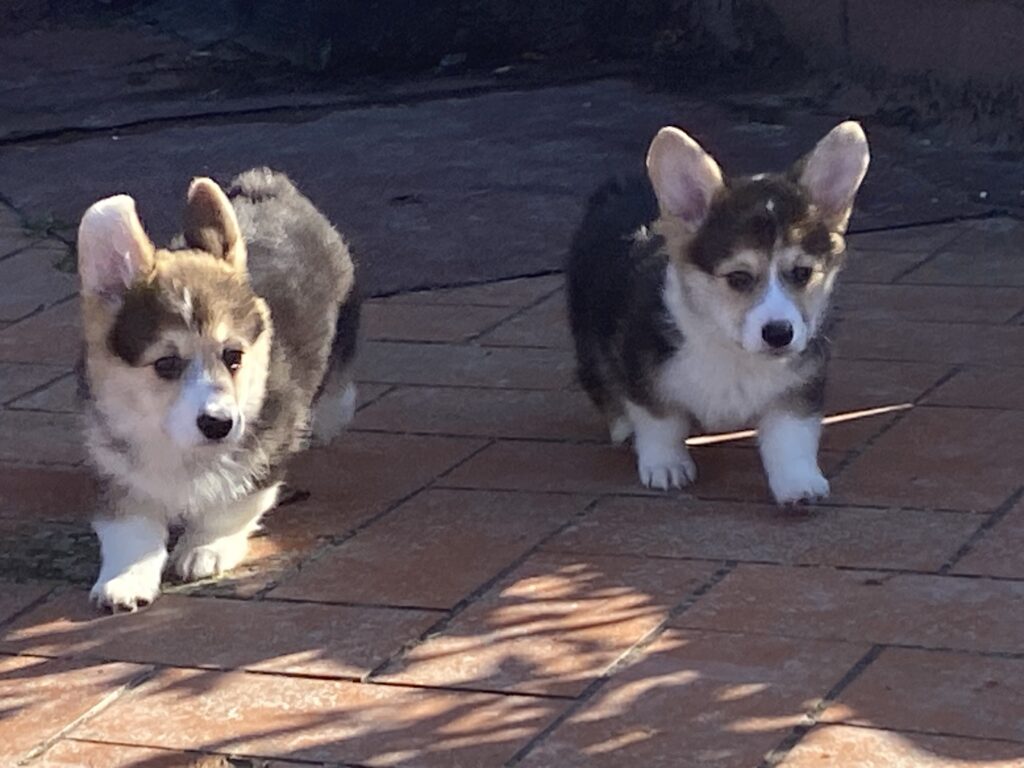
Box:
[0,655,148,763]
[2,591,438,679]
[0,361,67,404]
[0,243,77,322]
[441,440,843,503]
[834,283,1024,324]
[256,496,381,543]
[824,360,951,413]
[354,386,601,440]
[902,218,1024,286]
[926,367,1024,410]
[9,372,79,412]
[691,445,845,503]
[818,361,939,453]
[0,465,97,521]
[286,432,485,524]
[676,564,1024,654]
[354,382,392,410]
[778,725,1024,767]
[831,407,1024,512]
[0,409,85,465]
[271,489,587,608]
[520,630,868,768]
[362,301,514,343]
[0,231,39,260]
[441,440,649,495]
[839,249,934,284]
[0,299,81,365]
[385,274,562,308]
[819,412,898,454]
[478,292,572,349]
[0,579,52,622]
[831,318,1024,366]
[848,224,965,254]
[954,497,1024,579]
[546,497,977,571]
[186,507,338,599]
[72,668,565,767]
[377,552,716,696]
[358,340,576,390]
[823,648,1024,742]
[38,740,306,768]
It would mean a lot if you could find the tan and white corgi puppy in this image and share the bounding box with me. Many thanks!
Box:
[567,122,869,504]
[78,168,359,610]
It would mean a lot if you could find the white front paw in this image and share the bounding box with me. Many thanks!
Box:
[91,567,162,612]
[769,463,830,505]
[637,448,697,491]
[173,534,250,582]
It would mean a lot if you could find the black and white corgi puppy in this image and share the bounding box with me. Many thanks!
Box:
[78,169,360,610]
[567,122,869,504]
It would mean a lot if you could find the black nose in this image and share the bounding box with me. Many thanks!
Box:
[197,413,233,441]
[762,321,794,349]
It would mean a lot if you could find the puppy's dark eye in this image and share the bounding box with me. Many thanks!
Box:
[222,349,243,373]
[726,271,755,292]
[789,266,813,287]
[153,355,186,380]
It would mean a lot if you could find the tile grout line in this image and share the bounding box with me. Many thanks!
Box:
[465,282,565,344]
[0,646,579,700]
[0,583,61,633]
[1007,304,1024,325]
[808,721,1024,747]
[938,486,1024,575]
[504,562,737,766]
[849,211,1007,237]
[352,383,395,413]
[534,547,1024,583]
[889,225,975,284]
[19,664,159,765]
[432,480,1006,516]
[245,439,497,600]
[369,269,561,305]
[362,495,602,682]
[58,737,356,768]
[663,625,1024,662]
[151,538,1024,615]
[825,364,963,483]
[2,369,75,409]
[757,644,885,768]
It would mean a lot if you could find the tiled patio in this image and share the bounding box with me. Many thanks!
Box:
[0,212,1023,767]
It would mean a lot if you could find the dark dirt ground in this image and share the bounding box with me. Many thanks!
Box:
[1,11,1021,296]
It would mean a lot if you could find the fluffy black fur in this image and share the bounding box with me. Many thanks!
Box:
[227,168,360,475]
[566,176,682,420]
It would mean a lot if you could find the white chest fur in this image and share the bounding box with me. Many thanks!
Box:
[658,270,803,430]
[86,411,260,518]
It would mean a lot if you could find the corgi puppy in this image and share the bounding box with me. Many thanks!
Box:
[567,122,869,503]
[78,168,359,610]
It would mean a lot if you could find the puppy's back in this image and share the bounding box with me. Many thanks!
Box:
[228,169,356,398]
[566,176,673,412]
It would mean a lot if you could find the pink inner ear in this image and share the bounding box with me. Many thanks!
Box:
[673,184,710,223]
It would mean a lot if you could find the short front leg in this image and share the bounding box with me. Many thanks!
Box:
[625,401,696,491]
[91,514,168,612]
[172,484,280,582]
[758,411,829,504]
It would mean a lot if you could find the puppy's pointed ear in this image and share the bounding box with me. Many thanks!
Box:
[183,177,246,271]
[646,126,724,229]
[797,121,870,232]
[77,195,155,303]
